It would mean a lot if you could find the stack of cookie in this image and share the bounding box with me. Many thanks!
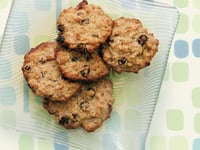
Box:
[22,0,159,132]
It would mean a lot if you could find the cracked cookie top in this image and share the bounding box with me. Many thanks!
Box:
[102,17,159,73]
[55,44,110,81]
[56,0,113,53]
[43,79,114,132]
[22,42,81,101]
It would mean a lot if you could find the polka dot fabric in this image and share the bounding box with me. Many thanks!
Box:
[147,0,200,150]
[0,0,199,149]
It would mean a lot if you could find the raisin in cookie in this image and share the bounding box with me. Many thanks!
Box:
[56,0,113,53]
[56,45,109,81]
[102,17,159,73]
[22,42,82,101]
[43,79,114,132]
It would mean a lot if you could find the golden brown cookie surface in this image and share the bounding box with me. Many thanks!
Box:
[56,0,113,53]
[56,45,110,81]
[43,79,114,132]
[103,17,159,73]
[22,42,82,101]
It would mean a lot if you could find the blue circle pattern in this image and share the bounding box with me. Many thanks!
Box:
[174,39,200,58]
[14,35,30,55]
[34,0,51,11]
[12,11,30,55]
[192,39,200,57]
[54,143,68,150]
[193,139,200,150]
[174,40,189,58]
[53,131,68,150]
[0,87,16,105]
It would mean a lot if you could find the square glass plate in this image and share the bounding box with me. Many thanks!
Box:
[0,0,179,149]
